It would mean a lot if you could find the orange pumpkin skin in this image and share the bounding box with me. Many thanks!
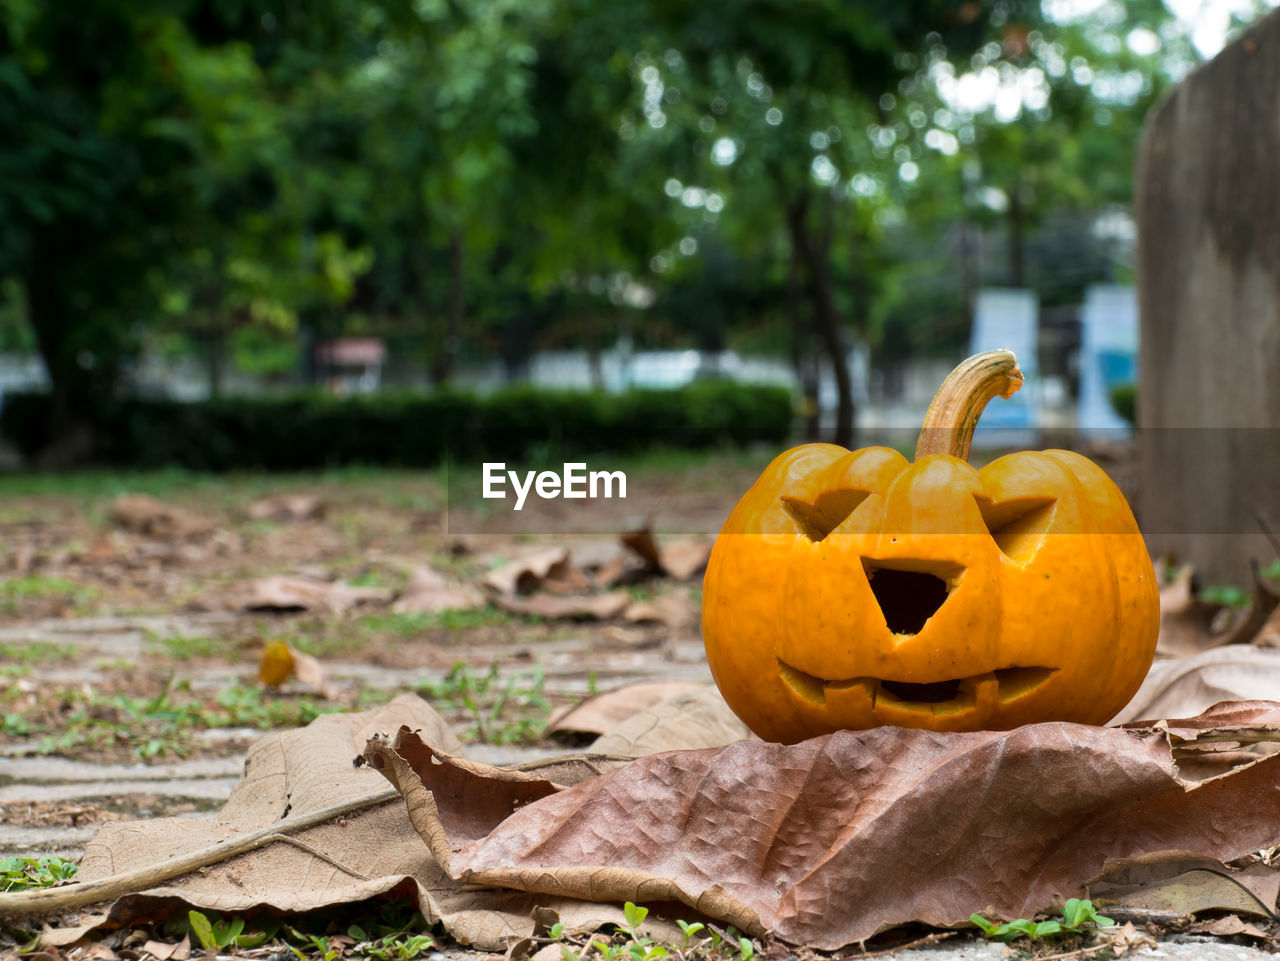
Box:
[702,442,1160,742]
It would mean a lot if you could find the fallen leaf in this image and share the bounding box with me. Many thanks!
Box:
[393,566,485,614]
[1114,647,1280,725]
[1256,604,1280,648]
[658,539,713,581]
[623,593,698,629]
[30,697,644,952]
[255,642,333,697]
[258,642,296,686]
[241,575,392,614]
[1102,922,1158,957]
[589,685,755,756]
[619,528,662,571]
[109,494,212,540]
[1090,853,1280,918]
[494,590,630,621]
[482,548,572,595]
[1190,915,1272,938]
[618,529,712,580]
[545,682,709,740]
[141,939,182,961]
[246,493,326,522]
[366,701,1280,950]
[1158,565,1228,657]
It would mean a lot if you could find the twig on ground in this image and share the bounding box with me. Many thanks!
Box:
[0,787,399,917]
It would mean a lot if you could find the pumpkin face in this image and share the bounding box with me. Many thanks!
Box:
[702,352,1159,742]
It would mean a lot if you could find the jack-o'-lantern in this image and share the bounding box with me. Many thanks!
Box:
[702,350,1159,741]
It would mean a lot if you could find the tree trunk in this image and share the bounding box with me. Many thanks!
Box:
[1008,177,1026,288]
[788,229,819,440]
[786,189,855,448]
[24,266,96,468]
[431,227,465,386]
[583,308,604,390]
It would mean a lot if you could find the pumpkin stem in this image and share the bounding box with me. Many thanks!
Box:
[915,349,1024,461]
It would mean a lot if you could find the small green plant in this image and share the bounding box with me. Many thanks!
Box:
[676,920,705,946]
[145,631,223,661]
[1,575,97,615]
[347,926,436,960]
[414,662,550,744]
[971,898,1114,943]
[0,641,77,664]
[1199,559,1280,608]
[0,855,78,891]
[549,904,758,961]
[11,678,345,761]
[188,910,246,951]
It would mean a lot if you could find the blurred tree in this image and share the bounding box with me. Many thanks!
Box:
[0,0,369,458]
[606,0,1015,446]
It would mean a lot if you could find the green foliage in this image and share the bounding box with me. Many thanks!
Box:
[415,662,551,744]
[11,678,344,761]
[1109,382,1136,426]
[1,575,96,616]
[971,898,1114,943]
[188,911,245,951]
[0,640,76,663]
[145,632,224,661]
[1,383,792,470]
[550,903,758,961]
[0,856,77,892]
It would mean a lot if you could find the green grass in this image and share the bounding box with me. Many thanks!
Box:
[1,575,97,615]
[144,631,226,661]
[9,679,346,761]
[0,640,77,663]
[414,662,551,744]
[357,606,520,636]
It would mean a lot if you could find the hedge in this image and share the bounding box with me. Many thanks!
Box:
[0,381,794,470]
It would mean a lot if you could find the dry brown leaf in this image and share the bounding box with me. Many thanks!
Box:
[1158,565,1228,657]
[622,593,698,629]
[1114,648,1280,725]
[588,685,755,756]
[545,683,709,739]
[246,493,326,522]
[495,590,630,621]
[1103,922,1158,957]
[618,529,711,581]
[659,539,713,581]
[109,494,212,540]
[482,548,572,595]
[35,697,651,951]
[393,566,485,615]
[366,701,1280,950]
[1190,915,1273,938]
[1090,853,1280,918]
[241,575,392,614]
[141,938,185,961]
[1257,604,1280,648]
[619,528,662,570]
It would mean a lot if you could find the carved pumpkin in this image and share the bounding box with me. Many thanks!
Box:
[702,350,1159,741]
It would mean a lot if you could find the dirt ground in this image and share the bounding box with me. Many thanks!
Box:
[3,449,1275,961]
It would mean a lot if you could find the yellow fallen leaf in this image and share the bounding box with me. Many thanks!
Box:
[258,642,295,687]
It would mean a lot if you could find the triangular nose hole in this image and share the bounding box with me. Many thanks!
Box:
[863,563,954,635]
[781,489,870,541]
[976,495,1057,563]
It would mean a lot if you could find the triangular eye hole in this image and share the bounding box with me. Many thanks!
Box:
[976,495,1057,563]
[781,489,871,542]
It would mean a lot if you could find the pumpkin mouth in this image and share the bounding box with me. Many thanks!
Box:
[777,660,1057,715]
